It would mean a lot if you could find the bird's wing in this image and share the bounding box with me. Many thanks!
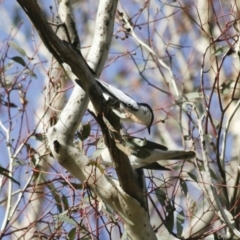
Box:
[96,78,139,111]
[122,136,168,150]
[112,108,130,119]
[155,150,195,160]
[141,162,170,171]
[143,139,168,150]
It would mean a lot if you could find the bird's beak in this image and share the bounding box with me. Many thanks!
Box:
[148,126,151,134]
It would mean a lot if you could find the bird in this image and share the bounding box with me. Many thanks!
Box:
[94,135,195,170]
[88,78,154,134]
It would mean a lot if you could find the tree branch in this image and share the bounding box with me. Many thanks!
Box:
[16,0,155,238]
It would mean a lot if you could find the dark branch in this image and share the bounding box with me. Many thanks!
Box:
[16,0,146,208]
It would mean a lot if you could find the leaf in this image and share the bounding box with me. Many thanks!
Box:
[56,214,78,226]
[187,172,198,182]
[184,92,203,100]
[8,102,18,108]
[234,21,240,33]
[155,234,169,240]
[68,228,76,240]
[68,182,83,189]
[209,168,218,180]
[212,118,220,129]
[165,209,174,233]
[86,160,104,173]
[79,123,91,141]
[213,46,229,56]
[33,133,46,142]
[219,209,235,224]
[3,61,14,71]
[23,69,37,78]
[176,210,185,237]
[121,230,128,240]
[47,183,63,213]
[194,101,205,117]
[0,100,17,108]
[182,102,193,113]
[182,96,205,117]
[96,137,105,149]
[180,179,188,196]
[155,188,167,207]
[9,41,27,57]
[11,56,26,67]
[0,166,20,185]
[220,79,235,92]
[91,149,103,159]
[62,195,69,210]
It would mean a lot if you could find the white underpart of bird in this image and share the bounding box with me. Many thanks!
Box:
[88,79,154,134]
[95,136,195,170]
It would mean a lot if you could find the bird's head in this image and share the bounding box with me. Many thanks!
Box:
[138,103,154,134]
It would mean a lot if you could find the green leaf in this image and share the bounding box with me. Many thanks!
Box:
[187,172,198,182]
[47,183,63,213]
[67,182,83,189]
[11,56,26,67]
[180,179,188,196]
[79,123,91,141]
[182,96,205,117]
[184,92,203,100]
[219,209,235,225]
[165,208,174,233]
[91,149,103,159]
[96,137,105,149]
[9,41,27,57]
[234,21,240,33]
[219,79,238,96]
[68,227,76,240]
[176,210,185,237]
[56,214,78,226]
[9,102,18,108]
[210,168,218,180]
[213,46,229,56]
[194,101,205,117]
[0,166,20,185]
[62,195,69,210]
[3,61,14,71]
[121,230,128,240]
[155,188,167,207]
[33,133,46,142]
[87,160,104,173]
[23,69,37,78]
[155,234,169,240]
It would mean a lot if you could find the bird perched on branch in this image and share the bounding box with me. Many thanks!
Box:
[88,79,154,134]
[93,136,195,170]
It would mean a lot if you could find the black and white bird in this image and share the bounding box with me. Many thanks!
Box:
[88,79,154,134]
[94,136,195,170]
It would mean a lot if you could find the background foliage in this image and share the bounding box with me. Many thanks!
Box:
[1,0,240,239]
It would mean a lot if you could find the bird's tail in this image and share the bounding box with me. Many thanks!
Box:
[160,150,195,160]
